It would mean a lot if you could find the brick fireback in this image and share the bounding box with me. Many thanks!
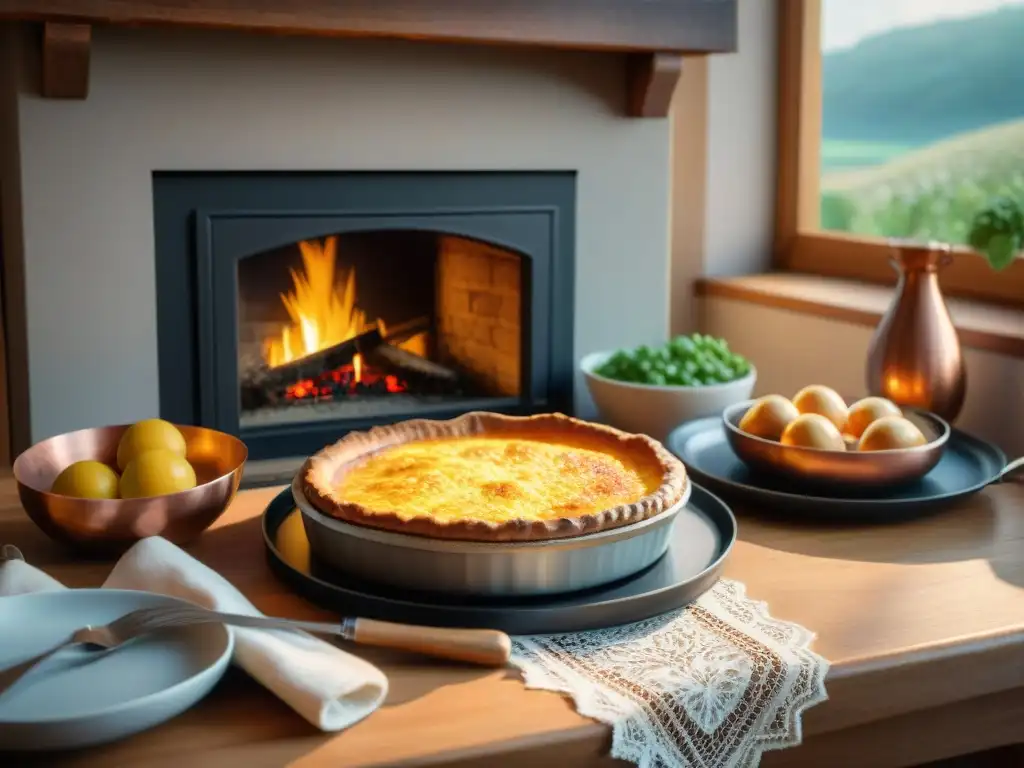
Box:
[436,237,522,396]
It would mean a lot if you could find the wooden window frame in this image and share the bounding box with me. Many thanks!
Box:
[773,0,1024,308]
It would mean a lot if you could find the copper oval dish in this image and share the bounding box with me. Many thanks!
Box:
[722,400,949,487]
[13,424,247,554]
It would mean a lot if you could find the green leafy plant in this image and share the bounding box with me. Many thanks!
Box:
[967,196,1024,270]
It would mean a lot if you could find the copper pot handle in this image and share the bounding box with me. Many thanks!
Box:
[996,456,1024,484]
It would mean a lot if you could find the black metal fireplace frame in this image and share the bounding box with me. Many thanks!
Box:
[152,171,576,460]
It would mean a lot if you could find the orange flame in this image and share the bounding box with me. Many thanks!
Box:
[264,237,368,368]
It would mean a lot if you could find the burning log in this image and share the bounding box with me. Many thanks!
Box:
[364,344,460,393]
[238,315,447,410]
[379,316,431,346]
[240,326,385,395]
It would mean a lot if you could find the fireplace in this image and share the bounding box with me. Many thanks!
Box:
[153,172,575,460]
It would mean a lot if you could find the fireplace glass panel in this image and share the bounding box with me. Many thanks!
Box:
[236,230,523,429]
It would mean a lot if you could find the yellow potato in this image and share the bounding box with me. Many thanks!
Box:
[792,385,849,432]
[858,416,928,451]
[738,395,800,441]
[845,397,902,439]
[780,413,846,451]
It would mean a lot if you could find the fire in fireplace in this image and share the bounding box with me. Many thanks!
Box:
[236,230,523,429]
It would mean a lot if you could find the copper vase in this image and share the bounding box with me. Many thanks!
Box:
[866,241,966,422]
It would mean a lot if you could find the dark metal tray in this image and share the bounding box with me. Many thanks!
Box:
[668,415,1012,522]
[262,484,736,634]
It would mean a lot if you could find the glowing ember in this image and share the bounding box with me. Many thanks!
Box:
[264,236,369,368]
[285,359,406,401]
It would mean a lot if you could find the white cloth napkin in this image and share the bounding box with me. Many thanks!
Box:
[0,536,388,732]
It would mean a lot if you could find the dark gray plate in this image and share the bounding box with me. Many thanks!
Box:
[668,416,1009,522]
[262,485,736,634]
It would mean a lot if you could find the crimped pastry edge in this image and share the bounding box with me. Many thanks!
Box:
[300,411,688,543]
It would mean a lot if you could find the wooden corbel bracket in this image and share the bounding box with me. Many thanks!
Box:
[41,21,91,99]
[626,52,684,118]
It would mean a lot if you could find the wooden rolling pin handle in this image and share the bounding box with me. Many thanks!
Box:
[351,618,512,667]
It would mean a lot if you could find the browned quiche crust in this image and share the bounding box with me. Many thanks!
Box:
[300,411,688,542]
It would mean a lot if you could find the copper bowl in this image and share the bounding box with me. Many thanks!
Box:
[722,400,950,488]
[13,424,247,555]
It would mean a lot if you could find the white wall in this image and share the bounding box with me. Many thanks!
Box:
[0,24,675,442]
[669,0,777,336]
[704,0,777,278]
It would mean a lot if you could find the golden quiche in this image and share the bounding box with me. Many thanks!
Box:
[301,412,687,542]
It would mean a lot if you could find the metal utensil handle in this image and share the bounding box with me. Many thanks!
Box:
[191,610,512,667]
[997,456,1024,484]
[0,639,81,697]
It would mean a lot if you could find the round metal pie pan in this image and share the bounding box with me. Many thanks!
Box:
[291,475,693,597]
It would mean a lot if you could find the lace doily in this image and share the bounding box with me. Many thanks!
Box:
[511,579,829,768]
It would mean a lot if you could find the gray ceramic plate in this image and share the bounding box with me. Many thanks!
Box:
[0,589,233,752]
[264,484,736,634]
[669,416,1013,522]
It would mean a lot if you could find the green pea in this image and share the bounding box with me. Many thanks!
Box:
[599,334,747,386]
[671,336,695,355]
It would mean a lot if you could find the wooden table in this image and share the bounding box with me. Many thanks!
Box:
[2,477,1023,768]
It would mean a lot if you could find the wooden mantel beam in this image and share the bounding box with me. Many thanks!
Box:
[0,1,738,53]
[1,0,736,114]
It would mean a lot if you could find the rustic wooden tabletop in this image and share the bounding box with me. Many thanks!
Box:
[2,478,1022,768]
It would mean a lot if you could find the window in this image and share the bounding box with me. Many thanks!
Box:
[775,0,1024,306]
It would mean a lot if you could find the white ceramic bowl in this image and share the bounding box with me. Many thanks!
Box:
[580,350,757,443]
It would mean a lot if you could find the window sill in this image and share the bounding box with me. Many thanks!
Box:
[695,273,1024,359]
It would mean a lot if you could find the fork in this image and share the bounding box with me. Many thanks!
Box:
[0,622,131,697]
[1,602,512,695]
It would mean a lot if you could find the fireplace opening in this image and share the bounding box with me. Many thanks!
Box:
[236,230,523,429]
[153,170,575,460]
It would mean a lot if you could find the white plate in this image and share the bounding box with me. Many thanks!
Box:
[0,589,233,752]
